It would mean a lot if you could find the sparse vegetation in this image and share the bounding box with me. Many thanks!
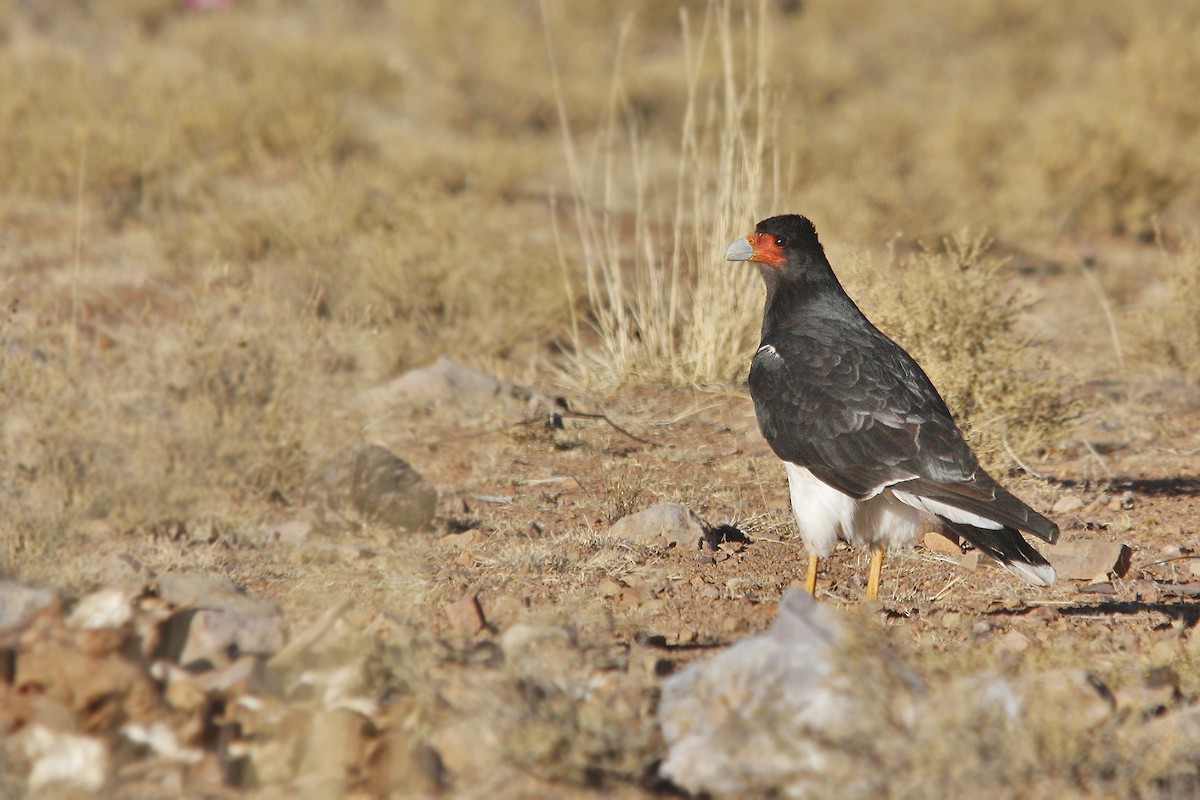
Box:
[1,0,1199,797]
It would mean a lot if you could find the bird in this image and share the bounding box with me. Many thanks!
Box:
[726,214,1058,601]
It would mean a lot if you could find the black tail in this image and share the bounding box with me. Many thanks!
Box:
[942,520,1057,587]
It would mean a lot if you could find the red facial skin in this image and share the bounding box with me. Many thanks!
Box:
[748,232,786,266]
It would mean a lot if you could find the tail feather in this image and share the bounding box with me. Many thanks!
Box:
[942,519,1057,587]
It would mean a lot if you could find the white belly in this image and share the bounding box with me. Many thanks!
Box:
[783,463,922,557]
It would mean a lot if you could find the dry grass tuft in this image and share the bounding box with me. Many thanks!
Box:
[0,282,327,581]
[554,0,776,389]
[1135,235,1200,386]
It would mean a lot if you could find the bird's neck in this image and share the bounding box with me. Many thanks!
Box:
[759,266,859,340]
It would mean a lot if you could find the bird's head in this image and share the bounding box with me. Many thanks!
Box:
[725,214,825,276]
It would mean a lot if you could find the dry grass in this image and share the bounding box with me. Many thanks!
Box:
[554,0,776,389]
[1134,235,1200,386]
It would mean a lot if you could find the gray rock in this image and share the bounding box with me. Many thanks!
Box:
[156,573,287,667]
[175,609,287,667]
[377,355,518,405]
[156,572,280,618]
[0,581,61,634]
[1044,540,1133,580]
[1051,495,1085,514]
[608,503,708,550]
[659,589,921,798]
[106,553,157,590]
[305,444,437,533]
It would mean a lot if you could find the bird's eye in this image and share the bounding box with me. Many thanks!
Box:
[774,236,787,248]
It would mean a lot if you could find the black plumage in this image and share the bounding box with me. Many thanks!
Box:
[729,214,1058,589]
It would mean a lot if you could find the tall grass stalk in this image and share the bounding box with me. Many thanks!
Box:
[546,0,777,389]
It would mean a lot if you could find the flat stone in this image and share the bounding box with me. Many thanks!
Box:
[305,444,437,534]
[156,573,279,618]
[154,574,286,667]
[1051,495,1085,514]
[1044,540,1132,580]
[377,355,518,405]
[21,725,109,793]
[0,582,61,634]
[67,589,135,631]
[922,531,962,555]
[608,502,709,550]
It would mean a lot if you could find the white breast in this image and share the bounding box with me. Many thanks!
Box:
[783,463,922,557]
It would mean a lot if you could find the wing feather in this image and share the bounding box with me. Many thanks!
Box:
[749,316,1057,543]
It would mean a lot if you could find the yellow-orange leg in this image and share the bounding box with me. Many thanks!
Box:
[805,554,820,595]
[865,547,885,601]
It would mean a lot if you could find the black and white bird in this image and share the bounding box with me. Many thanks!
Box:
[726,214,1058,600]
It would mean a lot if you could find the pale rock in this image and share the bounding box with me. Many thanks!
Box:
[1051,495,1085,514]
[597,576,624,597]
[22,725,108,793]
[67,588,135,630]
[0,582,60,634]
[156,574,286,667]
[609,502,709,550]
[659,589,921,798]
[175,609,286,667]
[121,721,204,764]
[376,355,518,405]
[1044,540,1132,580]
[957,550,983,571]
[156,572,279,618]
[500,623,572,660]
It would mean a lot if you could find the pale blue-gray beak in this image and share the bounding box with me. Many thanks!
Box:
[725,238,754,261]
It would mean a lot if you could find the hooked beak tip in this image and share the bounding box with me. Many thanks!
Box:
[725,238,754,262]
